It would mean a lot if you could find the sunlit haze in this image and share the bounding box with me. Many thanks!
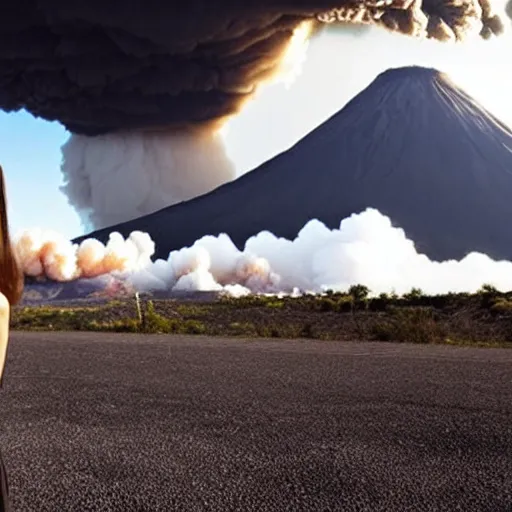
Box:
[224,24,512,175]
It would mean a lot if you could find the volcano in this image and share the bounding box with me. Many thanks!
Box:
[77,65,512,262]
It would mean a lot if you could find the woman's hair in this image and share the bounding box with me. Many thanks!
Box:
[0,165,23,305]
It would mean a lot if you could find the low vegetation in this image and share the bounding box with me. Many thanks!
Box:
[10,284,512,347]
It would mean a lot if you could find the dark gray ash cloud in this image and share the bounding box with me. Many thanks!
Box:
[0,1,507,135]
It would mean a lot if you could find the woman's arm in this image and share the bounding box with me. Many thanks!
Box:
[0,293,10,387]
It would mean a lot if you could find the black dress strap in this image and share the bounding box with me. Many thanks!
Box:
[0,450,10,512]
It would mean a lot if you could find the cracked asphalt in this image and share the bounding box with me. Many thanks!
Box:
[1,332,511,511]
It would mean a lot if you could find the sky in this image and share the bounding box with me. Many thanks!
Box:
[1,22,511,240]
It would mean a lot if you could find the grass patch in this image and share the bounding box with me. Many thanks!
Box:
[14,306,103,331]
[12,286,512,347]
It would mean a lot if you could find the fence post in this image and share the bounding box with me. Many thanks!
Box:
[135,292,146,330]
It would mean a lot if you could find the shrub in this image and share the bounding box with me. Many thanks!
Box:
[299,323,315,338]
[479,284,499,295]
[143,300,175,333]
[87,318,140,333]
[369,293,390,312]
[256,323,283,338]
[348,284,370,302]
[228,322,258,336]
[181,319,206,334]
[265,300,285,309]
[371,307,446,344]
[490,299,512,316]
[175,304,206,316]
[403,288,423,299]
[478,284,502,309]
[402,288,425,305]
[315,295,353,312]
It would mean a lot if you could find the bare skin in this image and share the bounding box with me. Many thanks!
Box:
[0,292,9,385]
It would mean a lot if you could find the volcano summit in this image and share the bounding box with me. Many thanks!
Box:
[79,65,512,262]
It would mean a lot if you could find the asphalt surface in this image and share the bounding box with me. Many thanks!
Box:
[1,333,512,512]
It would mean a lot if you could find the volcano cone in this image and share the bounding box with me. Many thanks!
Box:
[78,66,512,262]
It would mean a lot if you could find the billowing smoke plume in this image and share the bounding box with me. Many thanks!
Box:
[16,209,512,297]
[60,129,236,230]
[15,229,153,282]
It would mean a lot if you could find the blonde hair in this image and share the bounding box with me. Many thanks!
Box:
[0,165,23,305]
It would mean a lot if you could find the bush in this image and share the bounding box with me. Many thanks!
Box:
[403,288,424,300]
[371,307,446,344]
[87,318,140,333]
[315,295,353,312]
[369,293,391,312]
[255,322,307,339]
[228,322,258,336]
[299,323,315,338]
[220,295,274,309]
[479,284,499,295]
[256,323,283,338]
[143,300,175,333]
[265,300,285,309]
[348,284,370,302]
[490,299,512,316]
[181,319,207,334]
[402,288,425,306]
[478,284,502,309]
[135,301,206,334]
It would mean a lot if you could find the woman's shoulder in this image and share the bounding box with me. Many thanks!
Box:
[0,292,9,316]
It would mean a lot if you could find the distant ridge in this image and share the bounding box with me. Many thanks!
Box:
[76,65,512,262]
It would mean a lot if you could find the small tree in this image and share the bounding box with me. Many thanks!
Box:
[479,283,498,295]
[348,284,370,338]
[348,284,370,303]
[403,287,424,302]
[478,283,500,309]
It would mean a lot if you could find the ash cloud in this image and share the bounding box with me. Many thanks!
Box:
[0,0,507,135]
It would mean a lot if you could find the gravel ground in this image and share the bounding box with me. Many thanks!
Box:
[1,332,512,511]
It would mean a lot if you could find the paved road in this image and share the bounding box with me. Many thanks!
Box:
[1,333,512,512]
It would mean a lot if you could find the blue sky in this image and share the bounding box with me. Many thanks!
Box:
[0,110,79,236]
[1,26,511,240]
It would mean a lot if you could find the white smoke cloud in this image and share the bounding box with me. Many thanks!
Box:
[60,129,236,231]
[15,208,512,297]
[15,229,154,282]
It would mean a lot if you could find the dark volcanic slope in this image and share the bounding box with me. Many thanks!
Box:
[2,333,512,511]
[0,2,505,135]
[78,66,512,262]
